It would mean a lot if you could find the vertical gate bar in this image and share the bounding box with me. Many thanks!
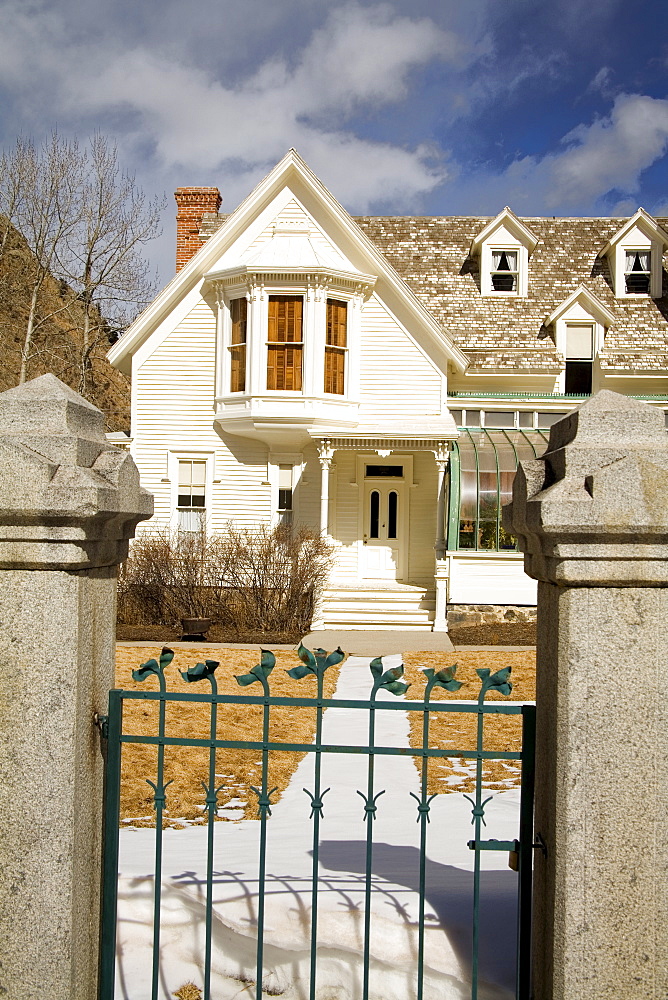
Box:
[308,670,326,1000]
[516,705,536,999]
[151,680,168,1000]
[362,696,377,1000]
[471,696,486,1000]
[416,699,432,1000]
[255,690,272,1000]
[99,689,123,1000]
[203,676,219,1000]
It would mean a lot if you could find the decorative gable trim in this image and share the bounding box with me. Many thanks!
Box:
[109,149,468,375]
[470,207,539,255]
[601,208,668,254]
[545,285,616,329]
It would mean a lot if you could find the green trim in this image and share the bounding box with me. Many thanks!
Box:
[447,443,460,549]
[449,391,668,401]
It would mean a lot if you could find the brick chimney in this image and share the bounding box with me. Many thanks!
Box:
[174,187,222,271]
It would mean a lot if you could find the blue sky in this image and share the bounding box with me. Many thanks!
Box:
[1,0,667,284]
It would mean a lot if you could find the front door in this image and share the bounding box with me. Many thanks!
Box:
[362,471,406,580]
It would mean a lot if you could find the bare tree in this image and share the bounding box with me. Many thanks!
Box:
[59,135,165,394]
[0,132,165,389]
[0,133,84,382]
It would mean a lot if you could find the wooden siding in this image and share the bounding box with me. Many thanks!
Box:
[359,295,442,418]
[407,451,438,585]
[133,300,270,531]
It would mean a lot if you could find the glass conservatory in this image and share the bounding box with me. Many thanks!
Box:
[447,428,549,552]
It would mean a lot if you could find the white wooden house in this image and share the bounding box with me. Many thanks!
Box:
[109,151,668,630]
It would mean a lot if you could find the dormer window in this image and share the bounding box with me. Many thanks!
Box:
[470,207,538,298]
[491,251,518,293]
[624,251,651,294]
[545,285,615,398]
[601,209,668,299]
[267,295,303,390]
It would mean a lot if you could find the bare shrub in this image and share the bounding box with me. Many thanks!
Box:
[213,523,333,635]
[118,522,333,637]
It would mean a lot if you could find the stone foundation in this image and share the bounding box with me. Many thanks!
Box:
[447,604,537,629]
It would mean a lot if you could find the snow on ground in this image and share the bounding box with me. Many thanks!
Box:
[116,655,522,1000]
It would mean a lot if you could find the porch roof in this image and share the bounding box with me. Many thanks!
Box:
[309,416,458,451]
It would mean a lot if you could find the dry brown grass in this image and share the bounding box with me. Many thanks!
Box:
[402,650,536,796]
[115,645,342,828]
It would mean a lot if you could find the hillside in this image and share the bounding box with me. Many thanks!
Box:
[0,219,130,432]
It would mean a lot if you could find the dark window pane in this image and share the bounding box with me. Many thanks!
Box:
[278,488,292,511]
[370,491,380,538]
[565,361,592,394]
[388,491,397,539]
[365,465,404,477]
[459,521,475,548]
[625,273,650,293]
[492,273,516,292]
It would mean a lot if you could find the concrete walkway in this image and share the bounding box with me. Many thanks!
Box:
[301,628,454,654]
[116,634,535,654]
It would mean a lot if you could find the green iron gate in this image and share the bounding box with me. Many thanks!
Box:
[99,646,536,1000]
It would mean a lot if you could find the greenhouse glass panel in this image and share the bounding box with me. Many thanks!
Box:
[448,429,549,552]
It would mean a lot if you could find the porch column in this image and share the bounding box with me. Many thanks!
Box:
[504,391,668,1000]
[433,443,449,631]
[317,438,334,536]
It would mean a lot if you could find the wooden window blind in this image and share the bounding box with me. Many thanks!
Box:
[229,297,247,392]
[325,298,347,394]
[267,296,303,391]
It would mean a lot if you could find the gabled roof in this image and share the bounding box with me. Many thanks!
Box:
[545,284,616,329]
[601,207,668,254]
[356,214,668,374]
[108,149,469,375]
[470,206,539,255]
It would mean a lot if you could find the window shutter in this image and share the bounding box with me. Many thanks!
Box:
[267,296,303,390]
[230,297,247,392]
[325,299,347,394]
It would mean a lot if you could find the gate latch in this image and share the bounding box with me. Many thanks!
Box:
[94,713,109,739]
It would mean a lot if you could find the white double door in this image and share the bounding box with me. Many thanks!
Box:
[361,480,406,581]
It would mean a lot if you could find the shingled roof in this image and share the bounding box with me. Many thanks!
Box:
[200,213,668,374]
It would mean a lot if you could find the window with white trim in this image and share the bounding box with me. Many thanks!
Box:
[229,297,247,392]
[325,298,347,394]
[267,295,303,390]
[177,459,206,531]
[490,250,519,293]
[277,464,293,526]
[564,324,594,395]
[624,251,651,294]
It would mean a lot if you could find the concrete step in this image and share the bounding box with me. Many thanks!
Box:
[321,587,435,630]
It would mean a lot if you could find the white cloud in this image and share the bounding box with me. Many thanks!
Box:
[547,94,668,207]
[446,93,668,217]
[0,1,469,213]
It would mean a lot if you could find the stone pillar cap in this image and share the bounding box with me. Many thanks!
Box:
[504,391,668,586]
[0,375,153,569]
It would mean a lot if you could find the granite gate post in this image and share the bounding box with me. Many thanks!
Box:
[0,375,152,1000]
[504,390,668,1000]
